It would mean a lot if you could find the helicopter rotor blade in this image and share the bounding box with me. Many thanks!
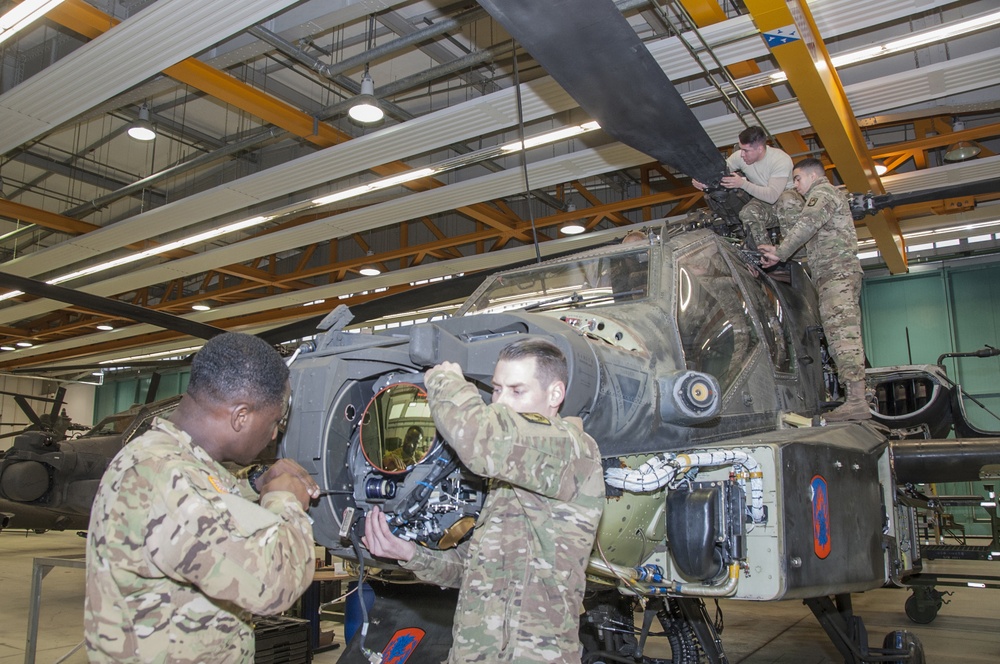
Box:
[0,271,227,341]
[873,177,1000,211]
[478,0,728,186]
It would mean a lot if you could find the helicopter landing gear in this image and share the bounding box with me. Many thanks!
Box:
[805,594,926,663]
[904,586,948,624]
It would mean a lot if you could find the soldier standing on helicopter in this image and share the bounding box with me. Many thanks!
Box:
[759,158,871,422]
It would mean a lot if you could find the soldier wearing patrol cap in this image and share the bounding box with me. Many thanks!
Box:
[364,338,605,663]
[759,157,871,422]
[84,332,320,663]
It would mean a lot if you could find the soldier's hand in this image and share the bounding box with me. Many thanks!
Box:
[427,361,464,381]
[757,244,780,269]
[691,178,707,191]
[720,173,745,189]
[363,506,416,563]
[258,459,320,500]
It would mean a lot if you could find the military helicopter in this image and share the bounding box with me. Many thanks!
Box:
[0,379,182,533]
[278,1,999,663]
[0,1,996,660]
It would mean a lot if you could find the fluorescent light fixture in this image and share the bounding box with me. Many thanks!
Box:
[500,121,601,153]
[313,168,436,206]
[832,10,1000,68]
[96,324,114,331]
[0,0,65,46]
[561,222,586,235]
[15,341,33,347]
[757,10,1000,87]
[100,345,203,364]
[192,303,211,311]
[0,214,272,302]
[51,216,271,284]
[874,159,888,176]
[0,345,15,351]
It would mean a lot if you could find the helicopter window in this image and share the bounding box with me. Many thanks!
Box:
[83,414,133,437]
[675,243,758,394]
[460,249,649,315]
[735,269,794,374]
[360,383,439,474]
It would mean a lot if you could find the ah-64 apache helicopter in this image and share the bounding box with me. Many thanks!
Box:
[280,1,1000,663]
[1,0,998,660]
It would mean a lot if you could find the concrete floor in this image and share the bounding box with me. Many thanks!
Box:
[1,529,997,663]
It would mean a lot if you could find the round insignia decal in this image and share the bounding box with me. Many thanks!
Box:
[810,474,831,559]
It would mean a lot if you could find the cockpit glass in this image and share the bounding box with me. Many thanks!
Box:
[459,249,650,315]
[675,243,759,394]
[360,383,438,474]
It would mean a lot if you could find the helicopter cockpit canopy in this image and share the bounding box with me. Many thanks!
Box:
[458,247,651,316]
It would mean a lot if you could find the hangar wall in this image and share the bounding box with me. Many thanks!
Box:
[862,256,1000,537]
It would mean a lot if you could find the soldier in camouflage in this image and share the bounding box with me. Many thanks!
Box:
[692,125,803,250]
[759,158,871,422]
[364,338,605,663]
[84,333,320,663]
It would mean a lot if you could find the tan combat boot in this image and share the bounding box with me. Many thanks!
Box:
[824,380,873,422]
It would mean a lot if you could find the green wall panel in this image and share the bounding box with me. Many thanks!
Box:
[861,271,953,367]
[947,265,1000,431]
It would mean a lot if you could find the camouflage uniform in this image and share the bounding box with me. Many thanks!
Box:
[775,176,865,382]
[725,147,804,249]
[402,370,605,663]
[84,417,314,663]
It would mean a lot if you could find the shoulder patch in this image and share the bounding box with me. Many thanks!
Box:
[806,197,819,207]
[519,412,551,425]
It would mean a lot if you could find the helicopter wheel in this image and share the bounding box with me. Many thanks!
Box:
[882,629,926,664]
[904,588,941,624]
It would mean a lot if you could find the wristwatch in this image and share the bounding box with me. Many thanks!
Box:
[246,463,271,494]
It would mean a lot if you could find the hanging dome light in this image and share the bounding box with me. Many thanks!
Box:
[359,250,381,276]
[943,141,982,162]
[349,73,384,124]
[128,105,156,141]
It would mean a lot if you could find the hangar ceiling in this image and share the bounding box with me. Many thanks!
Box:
[0,0,998,376]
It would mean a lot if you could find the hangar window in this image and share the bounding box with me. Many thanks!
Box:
[675,243,758,394]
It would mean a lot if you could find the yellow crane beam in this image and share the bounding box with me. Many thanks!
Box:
[743,0,908,273]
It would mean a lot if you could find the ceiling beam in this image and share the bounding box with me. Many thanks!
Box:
[743,0,907,273]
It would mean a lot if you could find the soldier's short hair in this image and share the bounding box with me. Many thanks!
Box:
[738,125,767,147]
[794,157,825,177]
[188,333,289,409]
[499,339,569,389]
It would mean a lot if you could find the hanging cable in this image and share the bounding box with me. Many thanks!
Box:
[510,39,542,265]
